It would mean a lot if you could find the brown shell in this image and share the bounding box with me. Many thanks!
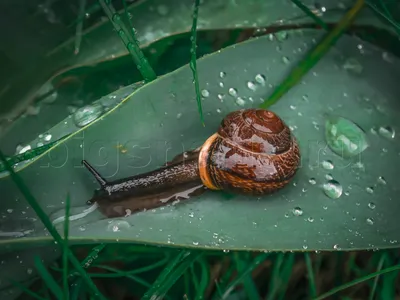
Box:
[199,108,300,195]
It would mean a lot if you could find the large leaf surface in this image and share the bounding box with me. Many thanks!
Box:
[1,29,400,252]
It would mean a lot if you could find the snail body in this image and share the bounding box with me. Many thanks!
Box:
[83,108,300,218]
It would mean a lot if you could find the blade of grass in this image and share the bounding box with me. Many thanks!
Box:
[369,252,387,300]
[74,0,87,54]
[189,0,205,126]
[259,0,365,109]
[233,252,259,300]
[277,253,295,300]
[0,150,106,300]
[313,263,400,300]
[305,253,317,298]
[266,253,285,300]
[98,0,156,82]
[7,278,46,300]
[194,257,209,300]
[86,255,169,277]
[0,134,70,173]
[190,263,200,295]
[366,1,400,36]
[220,252,270,299]
[142,251,202,300]
[213,260,236,300]
[70,277,84,300]
[291,0,329,30]
[63,193,71,300]
[34,256,64,300]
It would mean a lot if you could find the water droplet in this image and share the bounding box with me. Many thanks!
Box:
[309,178,316,185]
[235,97,246,106]
[201,89,210,98]
[188,212,194,218]
[247,81,257,91]
[176,113,182,119]
[302,95,309,102]
[325,174,333,180]
[322,160,334,170]
[228,88,238,97]
[219,82,224,88]
[378,126,395,139]
[219,71,226,78]
[217,94,225,102]
[333,244,341,250]
[366,218,374,225]
[368,202,376,209]
[325,116,369,158]
[7,209,13,213]
[275,31,288,41]
[282,56,290,64]
[216,108,222,114]
[307,217,314,223]
[292,207,303,216]
[44,134,52,142]
[366,187,374,194]
[322,180,343,199]
[290,105,296,110]
[343,57,363,74]
[192,241,199,246]
[16,145,31,155]
[113,14,122,22]
[73,103,104,127]
[255,74,266,84]
[302,245,308,250]
[377,176,387,185]
[107,220,131,232]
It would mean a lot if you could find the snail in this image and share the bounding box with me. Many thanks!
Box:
[82,108,301,218]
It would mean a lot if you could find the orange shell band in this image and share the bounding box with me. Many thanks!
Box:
[198,133,219,190]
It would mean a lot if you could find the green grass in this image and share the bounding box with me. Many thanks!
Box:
[3,0,400,299]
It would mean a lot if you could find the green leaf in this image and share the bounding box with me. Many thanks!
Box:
[0,28,400,253]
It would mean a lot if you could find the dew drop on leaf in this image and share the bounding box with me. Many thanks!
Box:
[282,56,290,64]
[219,71,226,78]
[235,97,246,106]
[322,160,334,170]
[325,115,369,158]
[366,187,374,194]
[377,176,387,185]
[73,103,104,127]
[378,126,395,140]
[201,89,210,97]
[255,74,266,84]
[342,57,363,74]
[322,180,342,199]
[247,81,257,91]
[292,207,303,216]
[366,218,374,225]
[228,88,238,97]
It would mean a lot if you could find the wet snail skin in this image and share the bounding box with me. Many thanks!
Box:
[82,108,301,218]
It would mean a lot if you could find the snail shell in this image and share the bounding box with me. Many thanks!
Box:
[198,108,300,195]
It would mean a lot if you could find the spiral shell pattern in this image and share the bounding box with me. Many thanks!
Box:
[198,108,300,195]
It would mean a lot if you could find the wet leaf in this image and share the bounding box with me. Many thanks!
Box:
[1,29,400,252]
